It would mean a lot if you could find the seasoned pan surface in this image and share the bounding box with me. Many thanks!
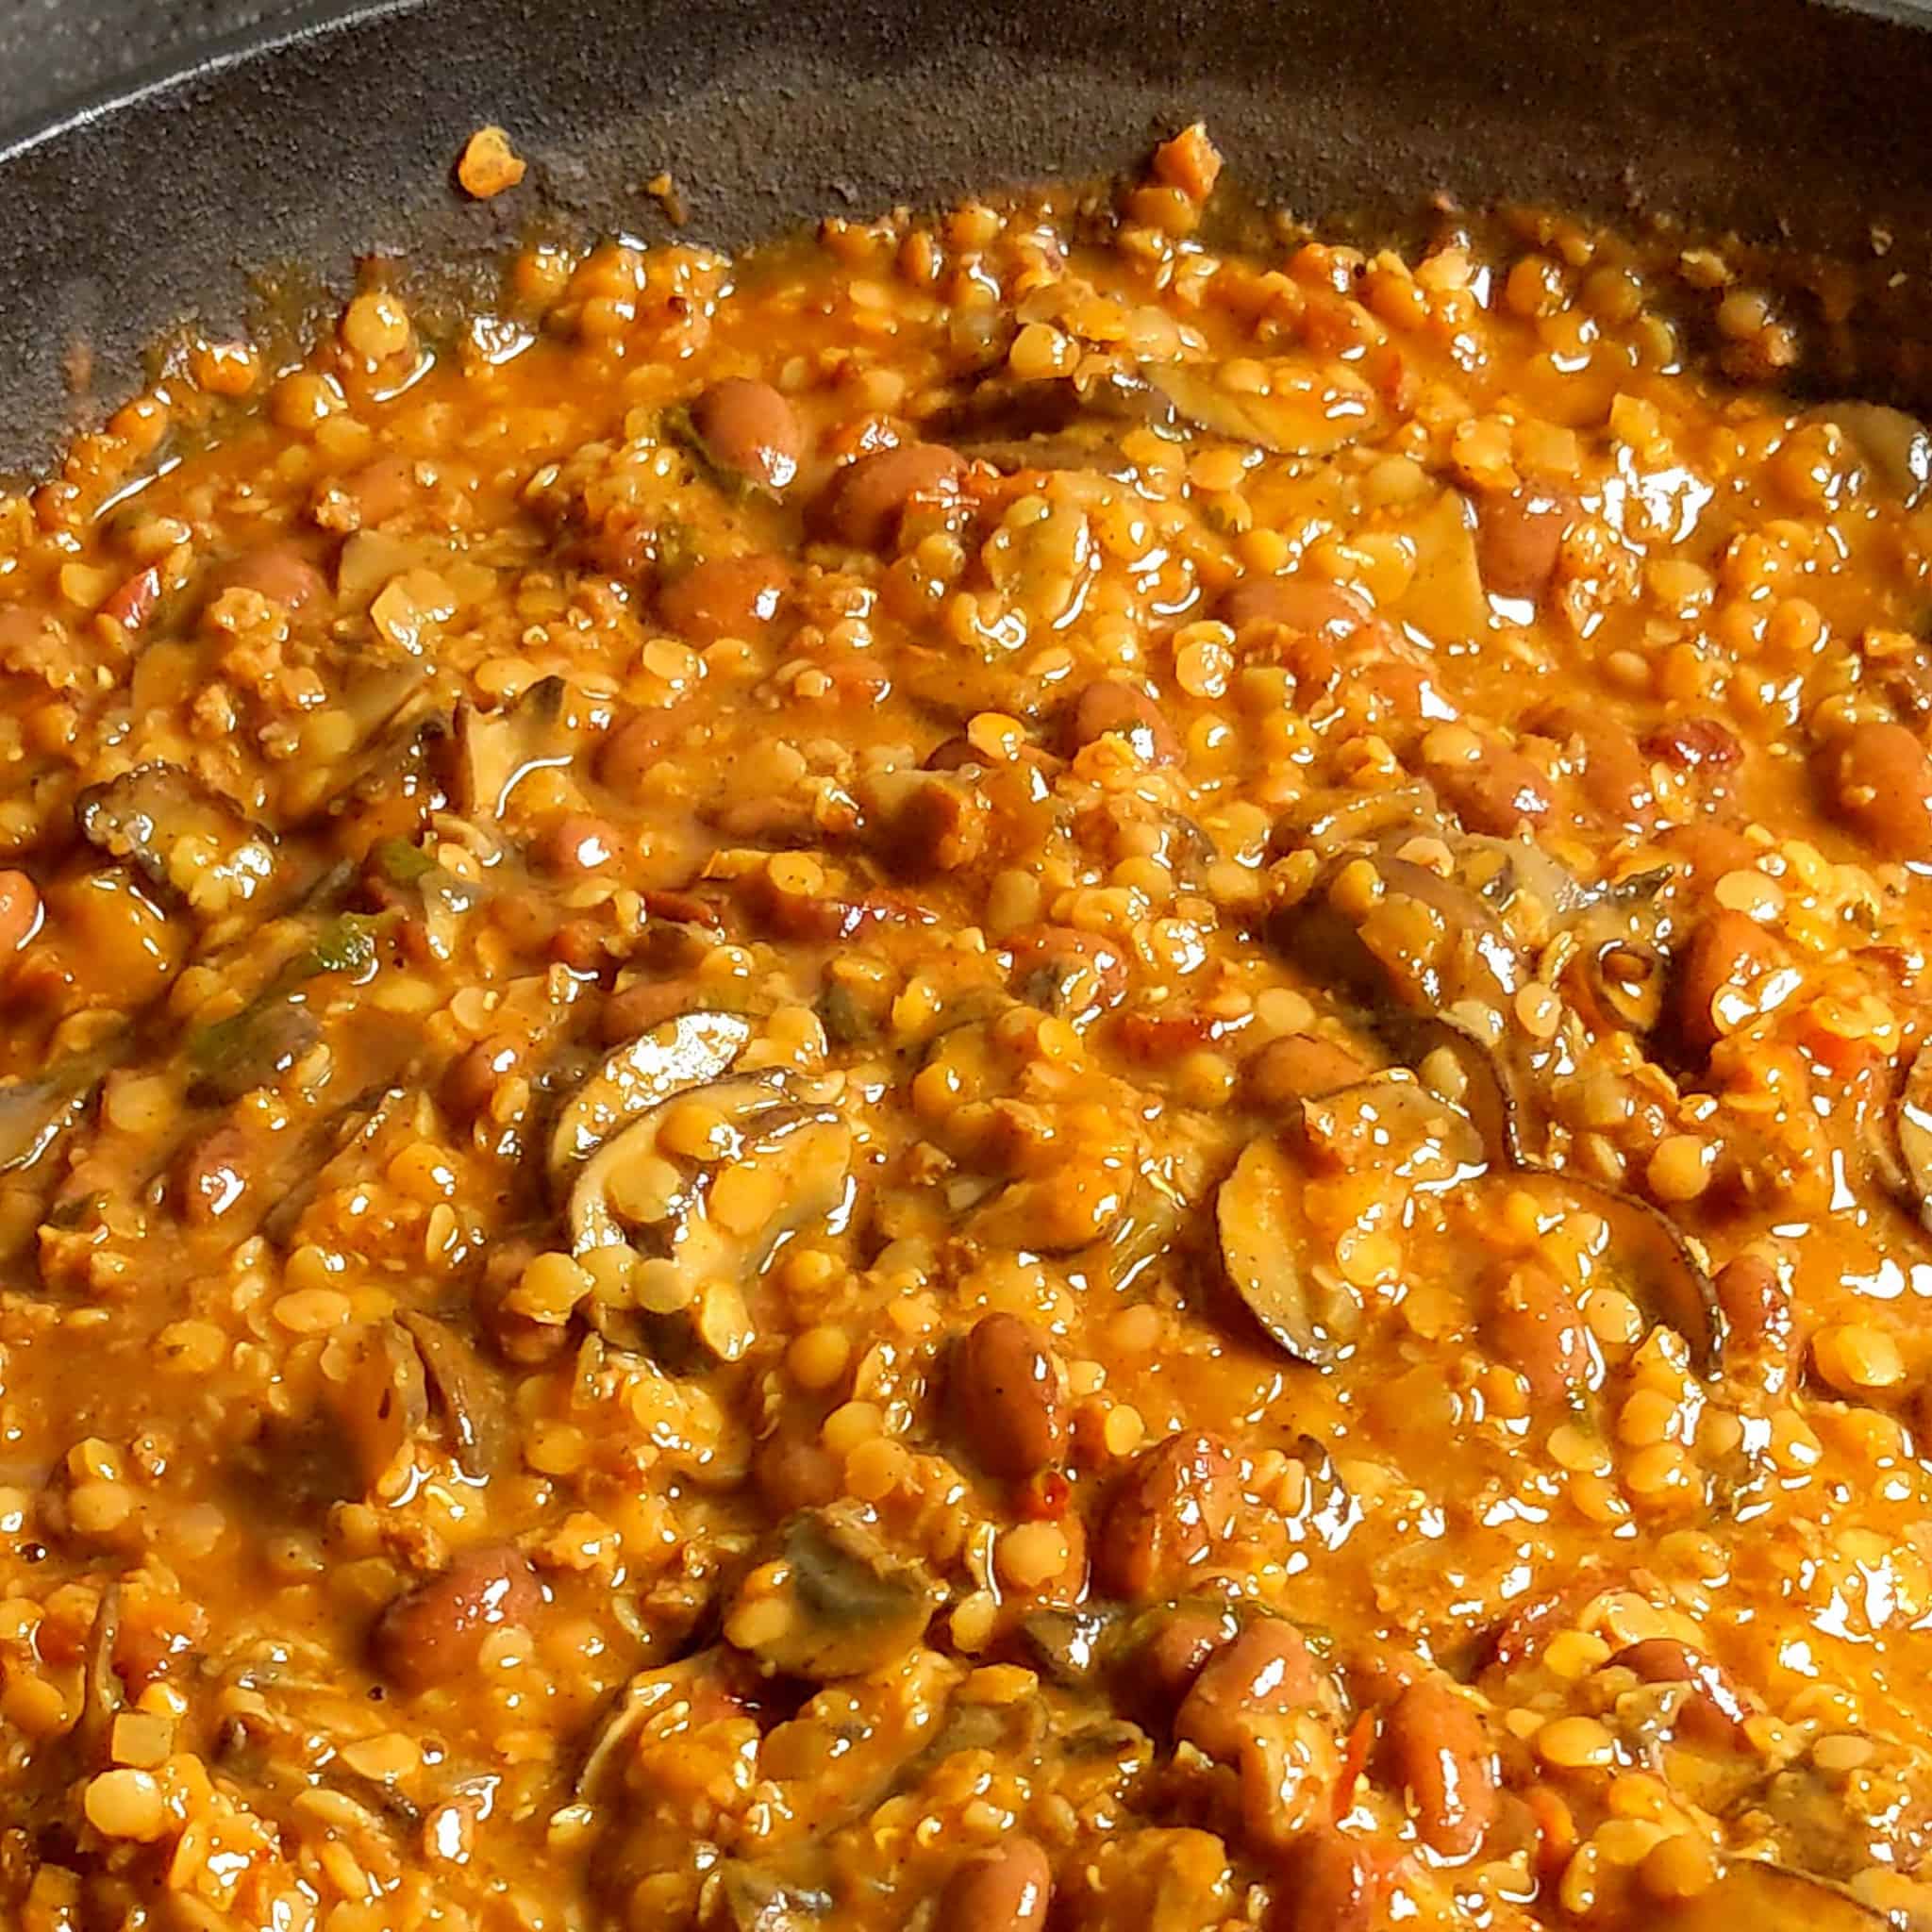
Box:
[4,0,1932,475]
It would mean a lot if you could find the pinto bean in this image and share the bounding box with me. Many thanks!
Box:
[441,1037,521,1124]
[951,1314,1067,1480]
[536,812,619,876]
[1381,1679,1497,1862]
[175,1125,251,1226]
[1424,739,1553,835]
[1486,1264,1592,1407]
[817,442,965,550]
[1816,720,1932,860]
[599,700,701,796]
[1266,1828,1374,1932]
[1713,1251,1795,1373]
[0,870,42,957]
[372,1546,543,1690]
[657,554,791,643]
[1669,908,1789,1059]
[222,543,329,613]
[1536,705,1657,831]
[1643,716,1743,773]
[1475,489,1574,601]
[1613,1639,1748,1748]
[1221,574,1377,641]
[1096,1431,1240,1600]
[1066,679,1182,765]
[1132,1611,1231,1726]
[1175,1622,1324,1762]
[1664,819,1759,885]
[688,378,804,492]
[1247,1034,1369,1108]
[935,1836,1052,1932]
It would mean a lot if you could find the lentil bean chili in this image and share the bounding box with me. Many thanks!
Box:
[1,120,1931,1932]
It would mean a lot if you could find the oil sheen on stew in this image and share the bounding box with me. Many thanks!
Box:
[1,122,1931,1932]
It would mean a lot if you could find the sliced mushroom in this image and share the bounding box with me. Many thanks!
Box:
[1513,1170,1724,1376]
[1808,400,1931,508]
[1662,1859,1888,1931]
[396,1309,508,1481]
[0,1056,110,1174]
[451,675,580,821]
[571,1083,853,1365]
[329,1320,431,1494]
[1219,1075,1488,1369]
[188,998,324,1107]
[1148,361,1380,456]
[1216,1136,1361,1368]
[1016,1606,1124,1688]
[931,366,1173,475]
[77,764,278,912]
[724,1506,941,1679]
[1893,1041,1932,1233]
[73,1584,123,1768]
[547,1008,754,1182]
[713,1863,835,1932]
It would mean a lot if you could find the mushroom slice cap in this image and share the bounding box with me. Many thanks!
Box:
[451,674,579,820]
[1895,1041,1932,1231]
[548,1008,754,1182]
[1216,1136,1359,1368]
[396,1309,508,1481]
[1514,1170,1724,1376]
[1661,1858,1887,1931]
[76,763,278,910]
[1148,360,1380,456]
[725,1506,941,1679]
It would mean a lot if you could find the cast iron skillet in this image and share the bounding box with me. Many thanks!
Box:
[5,0,1932,479]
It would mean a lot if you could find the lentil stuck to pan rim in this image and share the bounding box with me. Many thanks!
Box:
[1,118,1932,1932]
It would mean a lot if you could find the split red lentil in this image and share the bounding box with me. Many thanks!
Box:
[2,121,1932,1932]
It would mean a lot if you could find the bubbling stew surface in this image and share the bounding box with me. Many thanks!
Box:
[3,122,1932,1932]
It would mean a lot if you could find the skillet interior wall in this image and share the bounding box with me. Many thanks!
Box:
[3,0,1932,479]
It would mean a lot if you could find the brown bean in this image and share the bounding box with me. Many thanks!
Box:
[1643,715,1743,773]
[1176,1621,1324,1762]
[1486,1264,1591,1407]
[537,812,619,876]
[1816,720,1932,860]
[1669,907,1788,1058]
[1065,680,1182,766]
[1381,1679,1497,1861]
[222,543,328,612]
[599,699,701,797]
[1266,1828,1374,1932]
[817,442,965,550]
[0,870,42,957]
[175,1125,251,1226]
[441,1037,521,1124]
[951,1313,1067,1480]
[1664,819,1758,884]
[1132,1611,1231,1725]
[341,454,423,527]
[371,1546,543,1690]
[935,1836,1052,1932]
[1612,1639,1747,1748]
[1475,489,1574,601]
[688,378,804,492]
[1221,574,1375,641]
[1536,705,1657,831]
[1246,1034,1369,1108]
[1713,1251,1795,1371]
[1424,740,1553,835]
[656,554,791,644]
[1096,1431,1240,1600]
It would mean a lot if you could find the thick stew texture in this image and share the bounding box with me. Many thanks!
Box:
[3,125,1932,1932]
